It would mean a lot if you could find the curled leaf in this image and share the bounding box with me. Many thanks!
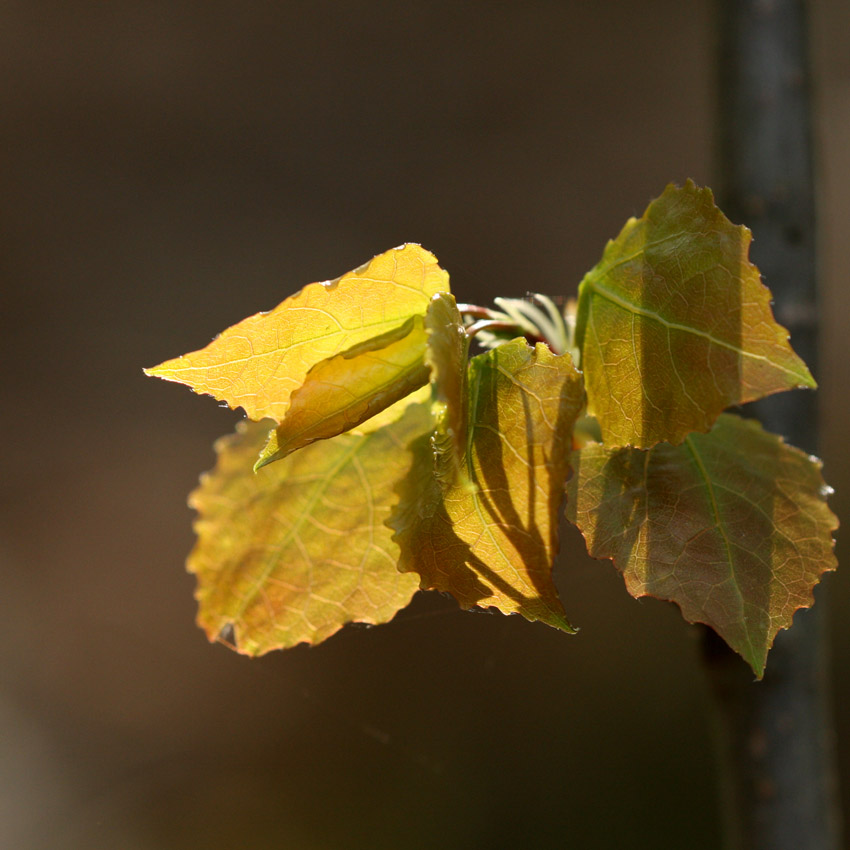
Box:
[255,315,430,469]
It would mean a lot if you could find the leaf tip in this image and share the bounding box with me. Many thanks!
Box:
[143,357,185,384]
[750,658,767,680]
[253,440,285,472]
[799,369,818,390]
[252,454,274,473]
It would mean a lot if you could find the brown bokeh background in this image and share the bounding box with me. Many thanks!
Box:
[2,2,849,847]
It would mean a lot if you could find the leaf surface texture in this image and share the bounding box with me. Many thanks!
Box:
[255,315,430,469]
[566,414,837,676]
[189,402,431,655]
[146,244,448,421]
[392,340,584,631]
[575,181,814,448]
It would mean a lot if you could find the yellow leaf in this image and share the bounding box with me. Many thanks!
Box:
[352,385,432,435]
[189,403,432,655]
[146,244,449,421]
[392,340,584,631]
[255,315,429,469]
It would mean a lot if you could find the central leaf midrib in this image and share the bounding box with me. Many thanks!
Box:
[171,313,421,372]
[684,435,758,663]
[584,278,804,380]
[465,361,525,591]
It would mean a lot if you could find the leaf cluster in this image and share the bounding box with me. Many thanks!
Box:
[146,182,837,676]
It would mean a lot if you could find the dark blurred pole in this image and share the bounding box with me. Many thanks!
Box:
[707,1,841,848]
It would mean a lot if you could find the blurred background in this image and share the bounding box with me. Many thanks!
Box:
[1,1,849,847]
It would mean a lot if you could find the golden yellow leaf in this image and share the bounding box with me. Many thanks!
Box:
[255,315,429,469]
[189,402,432,655]
[146,244,449,421]
[352,385,432,435]
[391,340,584,631]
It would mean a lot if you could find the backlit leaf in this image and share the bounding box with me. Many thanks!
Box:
[565,414,837,676]
[424,292,469,485]
[255,316,429,469]
[189,401,432,655]
[353,385,432,435]
[575,181,815,448]
[146,244,449,421]
[391,340,584,631]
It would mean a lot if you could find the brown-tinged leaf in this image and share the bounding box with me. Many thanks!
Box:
[575,181,815,448]
[146,244,449,421]
[565,414,837,676]
[391,340,584,631]
[189,402,432,655]
[255,316,429,469]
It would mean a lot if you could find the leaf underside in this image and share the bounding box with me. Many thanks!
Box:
[146,243,449,421]
[391,340,584,631]
[189,401,432,655]
[575,181,815,449]
[351,384,433,435]
[566,414,837,676]
[255,315,430,469]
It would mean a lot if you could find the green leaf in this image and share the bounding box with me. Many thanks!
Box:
[188,401,432,655]
[575,181,815,448]
[565,414,837,676]
[145,244,449,421]
[391,340,584,631]
[424,292,469,485]
[255,315,430,469]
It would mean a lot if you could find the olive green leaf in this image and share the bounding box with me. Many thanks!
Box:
[392,340,584,631]
[188,401,432,655]
[424,292,469,485]
[565,414,837,676]
[575,181,815,448]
